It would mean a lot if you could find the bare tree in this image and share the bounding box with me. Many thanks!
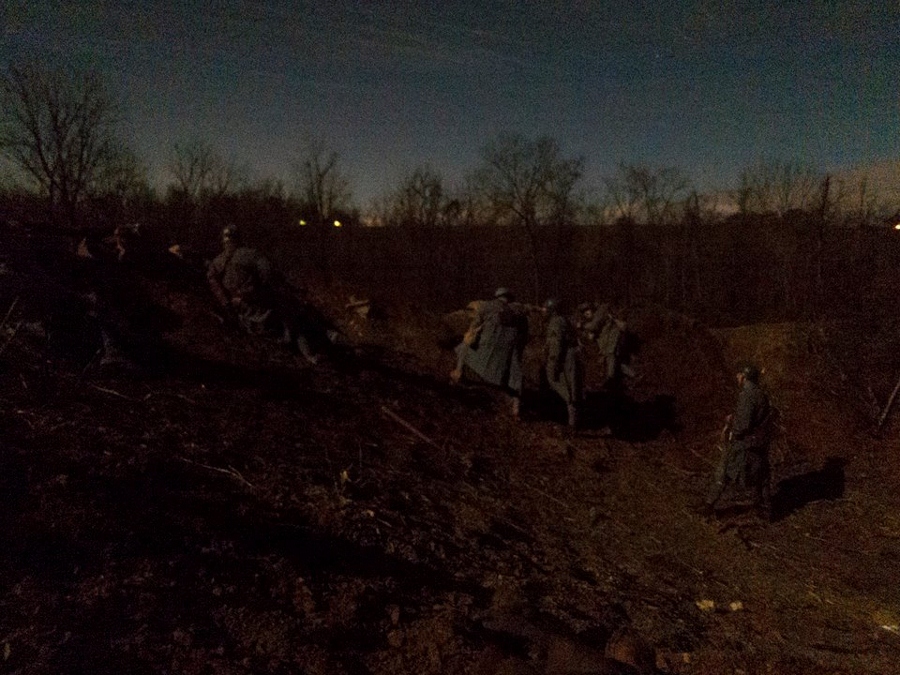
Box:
[96,146,149,201]
[291,141,352,226]
[167,139,246,202]
[382,166,445,227]
[735,159,820,215]
[0,62,123,227]
[603,164,690,224]
[472,134,584,300]
[830,172,894,227]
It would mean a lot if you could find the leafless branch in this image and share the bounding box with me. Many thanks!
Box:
[178,456,254,488]
[380,405,441,449]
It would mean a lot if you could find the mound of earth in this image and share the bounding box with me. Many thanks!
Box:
[0,226,899,674]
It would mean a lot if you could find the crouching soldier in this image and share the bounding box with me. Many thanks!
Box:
[451,287,529,418]
[542,298,583,427]
[207,225,326,364]
[704,364,774,518]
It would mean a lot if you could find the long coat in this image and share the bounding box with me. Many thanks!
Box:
[207,245,279,334]
[731,379,771,452]
[583,308,624,381]
[544,313,583,405]
[727,379,772,487]
[456,298,528,395]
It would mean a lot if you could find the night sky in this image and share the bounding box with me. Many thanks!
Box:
[3,0,898,205]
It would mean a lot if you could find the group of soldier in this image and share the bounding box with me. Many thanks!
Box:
[24,215,773,523]
[450,287,633,429]
[451,286,775,519]
[201,229,776,521]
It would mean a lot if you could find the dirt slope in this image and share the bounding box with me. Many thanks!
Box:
[1,228,899,674]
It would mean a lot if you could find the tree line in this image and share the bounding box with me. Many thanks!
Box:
[2,62,899,325]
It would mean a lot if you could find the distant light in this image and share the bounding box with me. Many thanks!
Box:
[333,220,342,228]
[298,219,307,226]
[894,222,900,231]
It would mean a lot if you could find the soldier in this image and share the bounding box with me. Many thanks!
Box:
[578,302,634,386]
[207,225,325,364]
[542,298,583,427]
[450,287,529,418]
[704,364,774,518]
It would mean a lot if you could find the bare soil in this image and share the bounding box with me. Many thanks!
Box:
[1,225,899,674]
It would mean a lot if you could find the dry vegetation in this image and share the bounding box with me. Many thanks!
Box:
[1,219,900,674]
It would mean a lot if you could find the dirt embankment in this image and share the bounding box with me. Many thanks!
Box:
[1,230,899,674]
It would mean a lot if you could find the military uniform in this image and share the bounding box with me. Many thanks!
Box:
[452,289,529,415]
[207,229,327,363]
[706,369,773,512]
[582,304,627,383]
[207,245,279,335]
[543,304,583,427]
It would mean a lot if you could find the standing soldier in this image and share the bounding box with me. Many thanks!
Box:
[704,364,774,518]
[451,287,529,418]
[542,298,583,427]
[578,302,634,386]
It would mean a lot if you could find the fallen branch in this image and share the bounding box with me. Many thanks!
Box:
[0,296,19,332]
[522,480,569,510]
[89,384,140,401]
[75,348,104,387]
[380,406,441,448]
[143,391,198,405]
[178,456,254,488]
[875,371,900,434]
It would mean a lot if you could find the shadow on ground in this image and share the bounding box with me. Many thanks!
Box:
[771,457,846,522]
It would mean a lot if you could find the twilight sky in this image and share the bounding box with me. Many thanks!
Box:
[2,0,898,205]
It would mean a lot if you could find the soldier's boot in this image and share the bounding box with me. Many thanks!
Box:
[567,404,578,428]
[449,368,462,384]
[510,397,521,419]
[296,335,319,365]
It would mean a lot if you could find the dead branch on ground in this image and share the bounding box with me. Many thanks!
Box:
[875,372,900,435]
[178,456,254,489]
[0,296,20,332]
[380,405,441,449]
[89,385,141,401]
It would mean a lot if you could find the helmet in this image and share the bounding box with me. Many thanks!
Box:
[222,224,239,242]
[543,297,559,311]
[740,364,760,382]
[494,287,513,300]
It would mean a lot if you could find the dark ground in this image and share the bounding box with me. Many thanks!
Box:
[1,223,899,674]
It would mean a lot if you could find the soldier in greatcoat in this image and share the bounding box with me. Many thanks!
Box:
[451,287,529,417]
[207,225,330,364]
[704,364,774,517]
[542,298,584,427]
